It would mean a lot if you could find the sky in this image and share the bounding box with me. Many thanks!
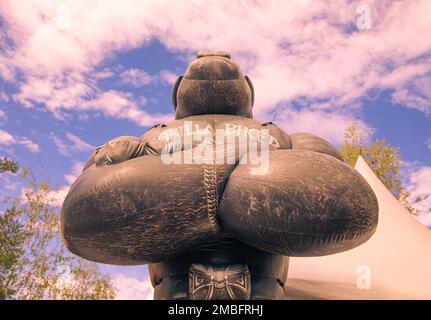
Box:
[0,0,430,299]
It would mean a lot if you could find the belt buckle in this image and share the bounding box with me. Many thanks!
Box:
[188,263,251,300]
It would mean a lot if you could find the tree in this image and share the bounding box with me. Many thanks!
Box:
[0,157,19,174]
[0,207,24,299]
[0,163,116,300]
[339,122,428,215]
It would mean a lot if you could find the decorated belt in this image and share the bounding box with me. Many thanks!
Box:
[189,263,251,300]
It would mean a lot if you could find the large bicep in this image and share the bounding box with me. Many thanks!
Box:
[290,133,344,162]
[82,149,97,172]
[82,135,149,171]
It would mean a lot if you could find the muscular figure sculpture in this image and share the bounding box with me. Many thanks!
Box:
[61,51,378,300]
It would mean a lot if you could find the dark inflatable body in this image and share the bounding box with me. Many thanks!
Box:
[61,114,378,265]
[61,51,378,299]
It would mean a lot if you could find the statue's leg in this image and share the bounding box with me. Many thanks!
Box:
[148,238,288,300]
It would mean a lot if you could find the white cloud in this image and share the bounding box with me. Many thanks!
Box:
[47,161,84,207]
[3,180,19,191]
[392,76,431,114]
[64,161,84,185]
[112,273,153,300]
[120,68,153,87]
[48,186,70,208]
[0,129,15,145]
[272,107,371,145]
[1,0,431,134]
[0,129,40,153]
[406,166,431,227]
[51,132,94,157]
[81,90,173,126]
[119,68,178,88]
[51,134,69,156]
[1,0,171,127]
[12,73,174,126]
[408,167,431,200]
[0,171,20,199]
[0,92,9,102]
[120,68,179,86]
[427,138,431,150]
[65,132,94,153]
[18,137,40,153]
[159,69,178,85]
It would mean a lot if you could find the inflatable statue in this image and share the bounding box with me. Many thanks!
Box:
[61,51,378,300]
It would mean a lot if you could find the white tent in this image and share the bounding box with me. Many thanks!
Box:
[287,156,431,299]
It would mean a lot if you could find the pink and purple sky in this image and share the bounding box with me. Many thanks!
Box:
[0,0,430,299]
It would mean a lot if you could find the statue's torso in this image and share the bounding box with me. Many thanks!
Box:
[144,115,290,299]
[141,114,292,150]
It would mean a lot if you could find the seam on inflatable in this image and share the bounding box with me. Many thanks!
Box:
[204,121,220,232]
[204,162,219,231]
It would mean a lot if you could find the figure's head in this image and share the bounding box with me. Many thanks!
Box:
[172,50,254,119]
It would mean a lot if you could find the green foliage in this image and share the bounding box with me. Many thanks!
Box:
[0,157,19,174]
[340,123,404,198]
[339,122,428,215]
[0,207,24,299]
[0,167,116,300]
